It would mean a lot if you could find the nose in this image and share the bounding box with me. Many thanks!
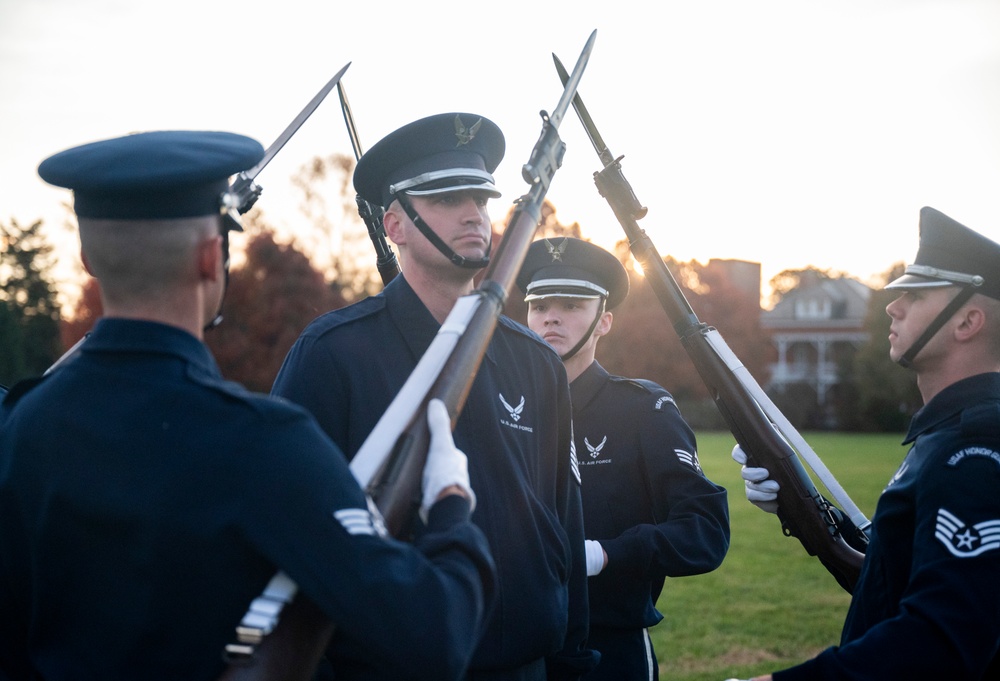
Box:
[885,294,905,319]
[459,197,486,224]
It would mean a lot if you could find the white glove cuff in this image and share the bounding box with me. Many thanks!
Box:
[585,540,605,576]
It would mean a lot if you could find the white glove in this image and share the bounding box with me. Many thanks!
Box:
[584,540,606,576]
[731,444,780,514]
[421,399,475,523]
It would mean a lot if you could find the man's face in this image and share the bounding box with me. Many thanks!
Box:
[885,285,960,366]
[396,190,492,265]
[527,296,603,357]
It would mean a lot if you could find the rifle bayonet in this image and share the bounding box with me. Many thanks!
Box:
[228,61,352,214]
[337,79,400,285]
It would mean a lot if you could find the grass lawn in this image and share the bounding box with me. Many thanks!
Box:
[649,431,908,680]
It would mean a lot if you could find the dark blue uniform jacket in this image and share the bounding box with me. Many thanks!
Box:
[572,362,730,630]
[0,319,494,681]
[776,372,1000,680]
[272,276,596,679]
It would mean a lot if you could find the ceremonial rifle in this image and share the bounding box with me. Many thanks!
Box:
[553,55,870,591]
[220,32,597,679]
[337,81,400,286]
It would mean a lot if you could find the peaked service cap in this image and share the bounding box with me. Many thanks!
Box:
[517,237,630,310]
[37,130,264,229]
[353,112,504,209]
[885,206,1000,301]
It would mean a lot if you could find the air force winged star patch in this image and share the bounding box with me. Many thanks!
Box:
[935,508,1000,558]
[585,436,607,459]
[499,393,525,422]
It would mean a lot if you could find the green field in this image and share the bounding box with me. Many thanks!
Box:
[649,431,908,680]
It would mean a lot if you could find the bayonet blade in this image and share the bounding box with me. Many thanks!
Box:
[230,61,351,213]
[549,29,597,131]
[553,53,614,168]
[247,61,352,180]
[337,80,365,161]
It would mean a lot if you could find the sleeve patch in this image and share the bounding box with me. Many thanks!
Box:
[675,448,703,473]
[334,500,387,538]
[935,508,1000,558]
[946,447,1000,469]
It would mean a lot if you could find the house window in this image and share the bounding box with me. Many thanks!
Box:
[794,298,831,319]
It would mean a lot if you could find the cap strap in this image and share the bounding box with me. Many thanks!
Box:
[395,193,491,270]
[897,285,977,369]
[561,299,606,362]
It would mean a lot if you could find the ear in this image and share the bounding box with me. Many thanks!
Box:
[80,248,94,277]
[197,235,223,283]
[382,201,406,245]
[954,302,986,342]
[594,310,613,338]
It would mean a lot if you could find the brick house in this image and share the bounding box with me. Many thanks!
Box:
[761,271,873,428]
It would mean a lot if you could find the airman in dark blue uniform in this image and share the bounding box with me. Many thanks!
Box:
[0,131,495,681]
[517,237,730,681]
[272,113,597,681]
[735,207,1000,680]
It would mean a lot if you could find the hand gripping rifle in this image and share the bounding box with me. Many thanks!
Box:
[337,81,401,286]
[218,32,597,679]
[553,56,871,592]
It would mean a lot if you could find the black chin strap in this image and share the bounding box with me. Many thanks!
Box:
[897,286,976,369]
[395,193,491,270]
[204,228,232,333]
[560,299,606,362]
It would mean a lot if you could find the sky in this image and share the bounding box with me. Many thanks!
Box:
[2,0,999,305]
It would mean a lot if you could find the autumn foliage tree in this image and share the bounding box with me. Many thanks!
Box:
[501,203,770,428]
[61,221,345,393]
[205,224,346,392]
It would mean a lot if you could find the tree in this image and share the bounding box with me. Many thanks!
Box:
[0,218,62,385]
[205,221,347,392]
[289,153,383,302]
[767,265,852,309]
[498,202,768,429]
[598,255,771,428]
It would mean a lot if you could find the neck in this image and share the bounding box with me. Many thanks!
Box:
[565,352,596,383]
[401,267,477,324]
[101,288,207,341]
[916,356,1000,404]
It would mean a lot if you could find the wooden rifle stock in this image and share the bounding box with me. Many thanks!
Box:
[593,156,866,589]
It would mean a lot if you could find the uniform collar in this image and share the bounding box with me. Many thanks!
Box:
[569,360,608,412]
[903,372,1000,444]
[383,275,499,367]
[84,318,221,377]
